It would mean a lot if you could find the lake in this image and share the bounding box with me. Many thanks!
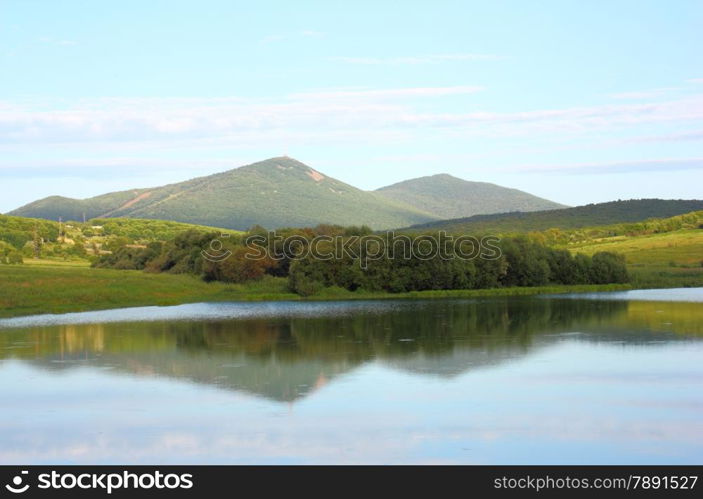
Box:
[1,288,702,464]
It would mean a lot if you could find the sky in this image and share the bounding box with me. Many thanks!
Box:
[1,0,702,213]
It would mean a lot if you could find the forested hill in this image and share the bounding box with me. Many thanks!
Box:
[9,157,564,230]
[8,158,437,230]
[0,213,238,251]
[374,173,564,219]
[404,199,703,234]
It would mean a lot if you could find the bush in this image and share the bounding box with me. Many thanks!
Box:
[590,252,629,284]
[9,252,23,264]
[289,274,325,297]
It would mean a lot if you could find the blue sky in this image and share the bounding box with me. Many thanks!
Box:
[1,0,702,212]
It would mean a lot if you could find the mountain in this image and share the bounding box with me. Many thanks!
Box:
[9,157,564,230]
[404,199,703,234]
[374,173,565,219]
[10,158,437,230]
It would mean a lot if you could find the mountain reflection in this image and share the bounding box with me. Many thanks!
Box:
[1,298,701,402]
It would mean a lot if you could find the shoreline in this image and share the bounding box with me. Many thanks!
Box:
[6,263,701,320]
[0,262,636,319]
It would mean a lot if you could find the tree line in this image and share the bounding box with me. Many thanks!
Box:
[534,210,703,246]
[94,225,629,295]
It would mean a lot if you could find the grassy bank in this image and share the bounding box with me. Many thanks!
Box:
[305,282,632,301]
[0,265,297,318]
[567,229,703,288]
[0,264,633,319]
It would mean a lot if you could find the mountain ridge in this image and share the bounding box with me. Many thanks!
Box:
[402,199,703,234]
[9,157,565,230]
[374,173,565,219]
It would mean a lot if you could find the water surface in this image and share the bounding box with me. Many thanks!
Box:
[1,288,702,464]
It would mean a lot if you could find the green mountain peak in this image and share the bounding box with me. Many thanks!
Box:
[8,157,565,230]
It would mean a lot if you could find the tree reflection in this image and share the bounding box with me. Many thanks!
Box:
[1,298,700,402]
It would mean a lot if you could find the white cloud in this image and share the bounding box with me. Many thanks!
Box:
[38,36,78,46]
[259,34,285,44]
[0,86,485,145]
[623,129,703,144]
[1,91,702,152]
[608,88,679,100]
[289,85,484,100]
[329,54,502,65]
[0,157,234,170]
[514,157,703,175]
[260,30,325,44]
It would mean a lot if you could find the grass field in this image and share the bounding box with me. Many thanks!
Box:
[0,266,298,318]
[21,258,91,267]
[567,229,703,288]
[0,264,631,319]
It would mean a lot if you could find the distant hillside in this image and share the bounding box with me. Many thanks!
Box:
[0,214,60,249]
[10,158,440,230]
[405,199,703,234]
[7,190,152,223]
[9,157,566,230]
[374,173,565,219]
[0,213,238,249]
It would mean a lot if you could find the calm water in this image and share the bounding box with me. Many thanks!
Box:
[1,288,702,464]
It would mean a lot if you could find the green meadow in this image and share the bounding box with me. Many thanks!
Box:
[567,229,703,288]
[0,266,296,318]
[0,263,633,319]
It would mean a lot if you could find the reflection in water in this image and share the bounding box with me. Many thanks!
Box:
[1,291,702,464]
[1,298,700,402]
